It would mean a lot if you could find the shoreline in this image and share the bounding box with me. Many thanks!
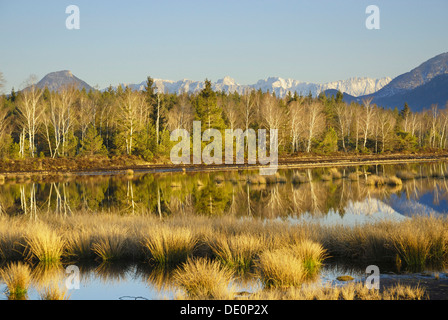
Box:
[1,152,448,176]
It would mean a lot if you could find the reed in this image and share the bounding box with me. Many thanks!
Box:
[209,233,265,271]
[389,221,434,272]
[247,175,266,184]
[256,247,307,288]
[39,282,71,300]
[0,262,32,300]
[0,218,28,260]
[65,230,95,260]
[173,258,234,299]
[348,172,360,181]
[91,225,128,262]
[141,226,197,267]
[24,224,65,264]
[290,240,326,278]
[242,282,426,300]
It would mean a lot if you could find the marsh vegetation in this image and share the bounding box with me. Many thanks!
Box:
[1,162,448,300]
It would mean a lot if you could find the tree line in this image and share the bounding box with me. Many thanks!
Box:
[0,75,448,161]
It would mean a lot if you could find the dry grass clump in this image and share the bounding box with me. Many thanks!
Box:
[247,175,266,185]
[173,258,235,299]
[348,172,360,181]
[321,222,394,266]
[91,225,129,262]
[365,174,386,186]
[330,168,342,179]
[275,173,287,183]
[396,170,416,180]
[141,226,197,267]
[39,282,71,300]
[291,173,309,184]
[386,176,403,186]
[0,262,32,299]
[24,224,66,264]
[264,175,278,184]
[65,230,95,261]
[365,175,403,187]
[243,282,426,300]
[322,216,448,272]
[0,218,28,260]
[256,240,326,289]
[389,217,448,272]
[291,240,327,278]
[209,233,266,271]
[256,249,307,288]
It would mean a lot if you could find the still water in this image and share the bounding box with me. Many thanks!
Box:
[1,161,448,299]
[1,162,447,220]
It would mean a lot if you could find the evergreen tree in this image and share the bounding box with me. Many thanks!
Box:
[193,79,225,132]
[80,125,106,156]
[144,76,166,147]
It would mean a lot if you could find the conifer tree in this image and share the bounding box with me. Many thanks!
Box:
[80,124,107,156]
[193,79,225,132]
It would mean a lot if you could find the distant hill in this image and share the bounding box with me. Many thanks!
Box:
[346,52,448,111]
[34,70,93,92]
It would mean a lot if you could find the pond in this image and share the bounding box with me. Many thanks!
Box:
[1,161,448,300]
[1,161,447,221]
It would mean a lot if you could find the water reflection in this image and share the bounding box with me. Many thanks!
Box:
[1,162,448,220]
[0,260,371,300]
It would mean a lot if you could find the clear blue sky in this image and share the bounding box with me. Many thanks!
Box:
[1,0,447,91]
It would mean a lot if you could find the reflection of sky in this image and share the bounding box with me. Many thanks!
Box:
[0,266,175,301]
[288,198,408,227]
[0,267,261,301]
[385,192,448,217]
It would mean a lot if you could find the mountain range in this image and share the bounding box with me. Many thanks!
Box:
[116,76,392,98]
[332,52,448,111]
[29,52,448,112]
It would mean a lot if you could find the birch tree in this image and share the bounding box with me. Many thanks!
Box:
[17,83,43,157]
[118,87,140,155]
[360,98,375,150]
[304,102,325,153]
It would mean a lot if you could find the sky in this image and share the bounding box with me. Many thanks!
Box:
[0,0,447,91]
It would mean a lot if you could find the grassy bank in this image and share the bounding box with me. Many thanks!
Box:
[1,213,447,272]
[1,152,448,176]
[1,212,442,300]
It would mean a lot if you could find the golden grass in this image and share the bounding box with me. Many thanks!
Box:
[291,173,309,184]
[0,218,28,260]
[173,258,235,299]
[0,212,446,274]
[0,262,32,299]
[389,221,433,272]
[256,248,307,288]
[290,240,327,278]
[91,225,128,262]
[65,230,95,260]
[329,168,342,179]
[24,224,66,264]
[242,282,426,300]
[39,282,71,300]
[209,233,265,271]
[256,240,326,288]
[348,172,360,181]
[141,226,197,267]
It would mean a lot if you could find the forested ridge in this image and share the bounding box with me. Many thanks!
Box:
[0,75,447,164]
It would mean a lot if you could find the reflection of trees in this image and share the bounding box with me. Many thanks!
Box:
[20,184,38,220]
[47,183,73,216]
[2,163,448,218]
